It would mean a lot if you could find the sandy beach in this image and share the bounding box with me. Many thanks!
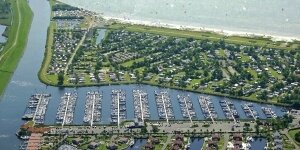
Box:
[102,16,299,42]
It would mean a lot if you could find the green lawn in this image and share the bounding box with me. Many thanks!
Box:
[288,128,300,146]
[0,0,33,95]
[217,136,225,149]
[121,57,144,67]
[38,21,57,85]
[282,134,296,150]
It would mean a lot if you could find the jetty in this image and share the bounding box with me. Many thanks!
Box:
[111,90,126,127]
[177,95,196,123]
[262,107,277,118]
[242,103,259,120]
[198,96,217,123]
[22,93,51,125]
[219,100,239,123]
[56,92,77,127]
[133,89,150,123]
[155,91,174,123]
[83,91,102,126]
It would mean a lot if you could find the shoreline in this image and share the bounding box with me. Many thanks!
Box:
[102,16,300,42]
[38,76,290,107]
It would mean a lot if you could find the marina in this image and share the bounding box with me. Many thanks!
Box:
[177,95,196,123]
[83,91,102,126]
[242,103,259,120]
[132,90,150,122]
[155,91,174,123]
[22,94,51,124]
[20,89,288,125]
[262,107,277,119]
[56,92,78,126]
[220,100,239,123]
[0,0,296,148]
[198,96,217,123]
[111,90,126,127]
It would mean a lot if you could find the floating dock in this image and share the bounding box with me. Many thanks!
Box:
[133,89,150,122]
[198,96,217,123]
[111,90,126,127]
[22,93,51,124]
[220,100,239,123]
[155,91,174,123]
[262,107,277,119]
[242,103,259,120]
[56,92,77,126]
[83,91,102,126]
[177,95,196,123]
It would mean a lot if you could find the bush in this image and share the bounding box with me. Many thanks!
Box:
[295,131,300,143]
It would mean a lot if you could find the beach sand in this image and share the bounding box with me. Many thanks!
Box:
[102,16,299,42]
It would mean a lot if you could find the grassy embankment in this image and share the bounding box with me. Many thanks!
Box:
[38,0,69,85]
[39,22,298,106]
[108,23,300,51]
[0,0,33,95]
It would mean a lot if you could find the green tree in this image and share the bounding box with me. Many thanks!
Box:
[57,73,64,85]
[295,132,300,143]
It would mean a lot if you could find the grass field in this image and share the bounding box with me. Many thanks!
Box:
[108,23,299,51]
[288,128,300,146]
[0,0,33,95]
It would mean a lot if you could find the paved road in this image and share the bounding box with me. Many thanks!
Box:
[147,121,254,134]
[64,17,95,74]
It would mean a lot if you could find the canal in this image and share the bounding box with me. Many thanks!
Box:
[0,0,286,149]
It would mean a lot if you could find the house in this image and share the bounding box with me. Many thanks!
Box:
[175,134,184,141]
[207,140,217,148]
[88,142,99,149]
[273,131,283,150]
[72,138,83,145]
[273,131,281,139]
[107,143,118,150]
[233,141,242,149]
[144,143,154,150]
[212,134,220,141]
[118,137,129,144]
[233,133,242,141]
[171,134,184,149]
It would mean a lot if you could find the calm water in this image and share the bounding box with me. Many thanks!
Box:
[126,139,147,150]
[0,0,286,149]
[0,25,7,43]
[189,138,204,150]
[59,0,300,38]
[250,138,267,150]
[96,29,106,44]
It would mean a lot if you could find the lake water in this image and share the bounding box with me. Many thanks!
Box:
[0,25,7,43]
[59,0,300,39]
[189,138,204,150]
[250,138,267,150]
[126,139,147,150]
[96,29,106,45]
[0,0,286,149]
